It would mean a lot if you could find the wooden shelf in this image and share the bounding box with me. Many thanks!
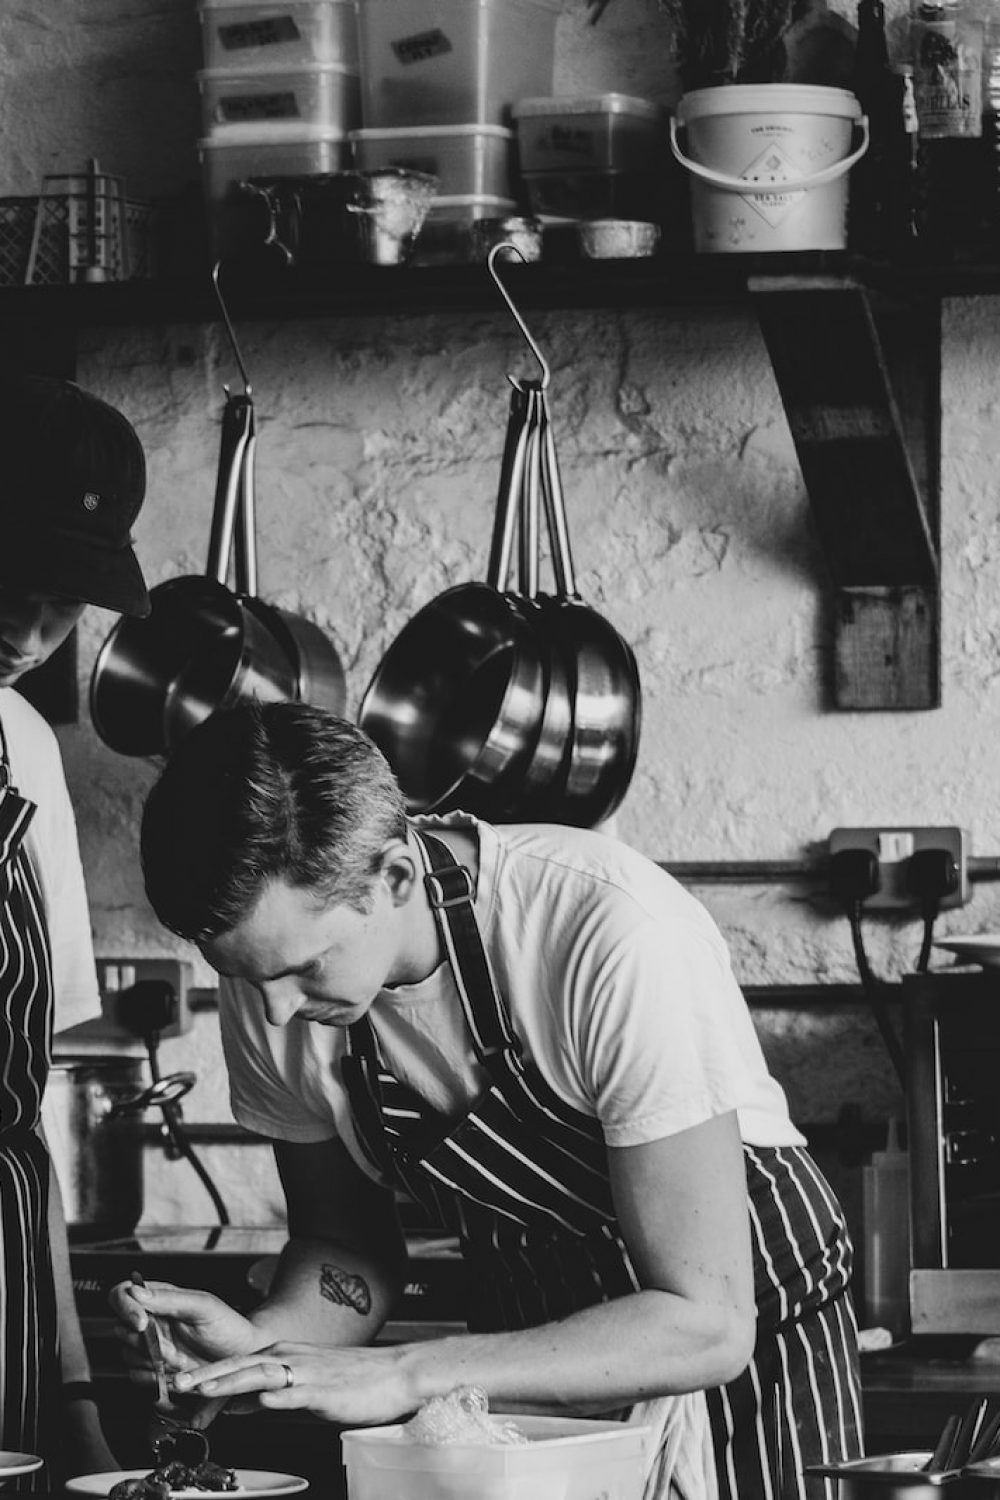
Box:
[0,248,975,710]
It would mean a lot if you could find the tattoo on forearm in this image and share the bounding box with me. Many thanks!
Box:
[319,1262,372,1316]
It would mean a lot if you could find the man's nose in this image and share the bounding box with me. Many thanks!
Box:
[259,981,305,1028]
[1,604,45,656]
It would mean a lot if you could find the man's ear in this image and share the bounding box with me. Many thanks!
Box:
[379,839,421,905]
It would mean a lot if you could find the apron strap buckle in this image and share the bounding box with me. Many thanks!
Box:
[424,866,474,910]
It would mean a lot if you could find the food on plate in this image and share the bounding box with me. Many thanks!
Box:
[107,1428,239,1499]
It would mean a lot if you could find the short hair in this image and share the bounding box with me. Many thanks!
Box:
[140,702,407,941]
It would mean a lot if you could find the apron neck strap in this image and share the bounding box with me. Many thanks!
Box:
[415,830,522,1064]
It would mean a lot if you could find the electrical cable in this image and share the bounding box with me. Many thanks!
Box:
[143,1011,231,1227]
[908,847,959,975]
[846,901,907,1087]
[828,848,907,1088]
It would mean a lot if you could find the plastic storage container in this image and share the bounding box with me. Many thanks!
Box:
[355,0,560,127]
[198,64,360,131]
[341,1414,650,1500]
[412,194,518,264]
[350,124,515,199]
[513,94,667,174]
[199,0,359,72]
[521,169,666,223]
[199,124,352,248]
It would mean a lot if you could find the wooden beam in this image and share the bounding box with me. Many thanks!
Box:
[750,276,941,710]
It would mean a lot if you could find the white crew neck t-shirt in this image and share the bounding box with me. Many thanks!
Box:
[219,814,803,1177]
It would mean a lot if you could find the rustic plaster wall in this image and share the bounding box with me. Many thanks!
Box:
[6,0,996,1225]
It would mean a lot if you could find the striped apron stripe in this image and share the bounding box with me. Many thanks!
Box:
[341,832,862,1500]
[0,723,59,1491]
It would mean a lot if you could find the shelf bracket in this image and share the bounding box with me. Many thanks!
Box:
[750,274,941,711]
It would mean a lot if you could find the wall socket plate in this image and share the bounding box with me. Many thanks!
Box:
[828,826,969,910]
[95,957,194,1037]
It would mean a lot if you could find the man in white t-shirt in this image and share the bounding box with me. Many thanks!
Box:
[114,702,862,1500]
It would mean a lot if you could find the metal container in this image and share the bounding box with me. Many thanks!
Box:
[806,1453,961,1500]
[42,1057,147,1238]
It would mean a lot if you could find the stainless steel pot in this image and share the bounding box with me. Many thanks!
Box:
[42,1056,147,1239]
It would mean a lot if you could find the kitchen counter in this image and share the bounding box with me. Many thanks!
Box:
[863,1340,1000,1452]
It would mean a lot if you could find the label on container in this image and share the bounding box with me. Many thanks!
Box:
[739,144,806,225]
[218,90,300,122]
[391,28,452,65]
[912,15,983,138]
[217,16,302,51]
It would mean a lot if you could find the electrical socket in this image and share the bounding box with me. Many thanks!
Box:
[828,826,969,911]
[95,957,194,1038]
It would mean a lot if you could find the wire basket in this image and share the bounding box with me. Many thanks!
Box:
[0,191,154,285]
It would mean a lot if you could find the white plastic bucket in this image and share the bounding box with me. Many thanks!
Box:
[669,84,868,253]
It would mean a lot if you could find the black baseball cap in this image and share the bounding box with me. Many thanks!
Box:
[0,373,151,618]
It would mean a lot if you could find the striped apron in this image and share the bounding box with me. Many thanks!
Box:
[0,715,59,1490]
[341,832,863,1500]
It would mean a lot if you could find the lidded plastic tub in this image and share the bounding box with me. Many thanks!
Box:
[350,124,515,199]
[412,194,518,264]
[355,0,560,127]
[669,83,868,252]
[341,1414,651,1500]
[198,63,360,131]
[199,123,352,249]
[513,94,667,175]
[199,0,359,71]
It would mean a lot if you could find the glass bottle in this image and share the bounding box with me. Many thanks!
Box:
[852,0,919,256]
[910,0,988,258]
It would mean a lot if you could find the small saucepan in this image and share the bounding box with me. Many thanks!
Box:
[532,387,642,826]
[91,268,346,756]
[358,383,548,813]
[91,389,299,756]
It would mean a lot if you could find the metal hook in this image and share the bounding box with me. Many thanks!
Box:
[487,241,550,391]
[212,261,253,398]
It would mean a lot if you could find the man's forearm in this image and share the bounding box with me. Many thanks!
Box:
[395,1287,755,1414]
[248,1235,406,1349]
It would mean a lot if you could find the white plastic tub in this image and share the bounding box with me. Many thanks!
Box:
[199,124,352,250]
[411,193,518,264]
[669,83,868,253]
[199,63,360,131]
[350,124,515,199]
[199,0,359,71]
[513,94,666,175]
[342,1414,651,1500]
[356,0,560,127]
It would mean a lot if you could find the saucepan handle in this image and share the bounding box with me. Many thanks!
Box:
[206,391,253,586]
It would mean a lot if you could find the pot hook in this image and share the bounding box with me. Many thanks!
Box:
[210,262,258,595]
[487,242,550,393]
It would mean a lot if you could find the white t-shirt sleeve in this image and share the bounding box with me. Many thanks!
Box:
[571,914,766,1147]
[2,691,100,1033]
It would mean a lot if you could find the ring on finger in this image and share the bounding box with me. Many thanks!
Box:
[279,1362,295,1389]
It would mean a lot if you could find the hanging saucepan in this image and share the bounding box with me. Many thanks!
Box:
[358,381,549,813]
[90,388,297,756]
[477,380,575,822]
[163,380,346,747]
[533,388,642,826]
[91,264,346,756]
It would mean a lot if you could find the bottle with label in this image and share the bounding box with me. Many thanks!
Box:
[851,0,920,255]
[911,0,988,256]
[983,6,1000,251]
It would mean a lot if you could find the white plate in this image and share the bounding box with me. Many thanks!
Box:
[0,1453,43,1482]
[65,1471,308,1499]
[934,934,1000,968]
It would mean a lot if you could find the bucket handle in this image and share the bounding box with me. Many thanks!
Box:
[669,114,869,194]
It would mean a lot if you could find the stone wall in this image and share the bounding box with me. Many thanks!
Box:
[7,0,997,1226]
